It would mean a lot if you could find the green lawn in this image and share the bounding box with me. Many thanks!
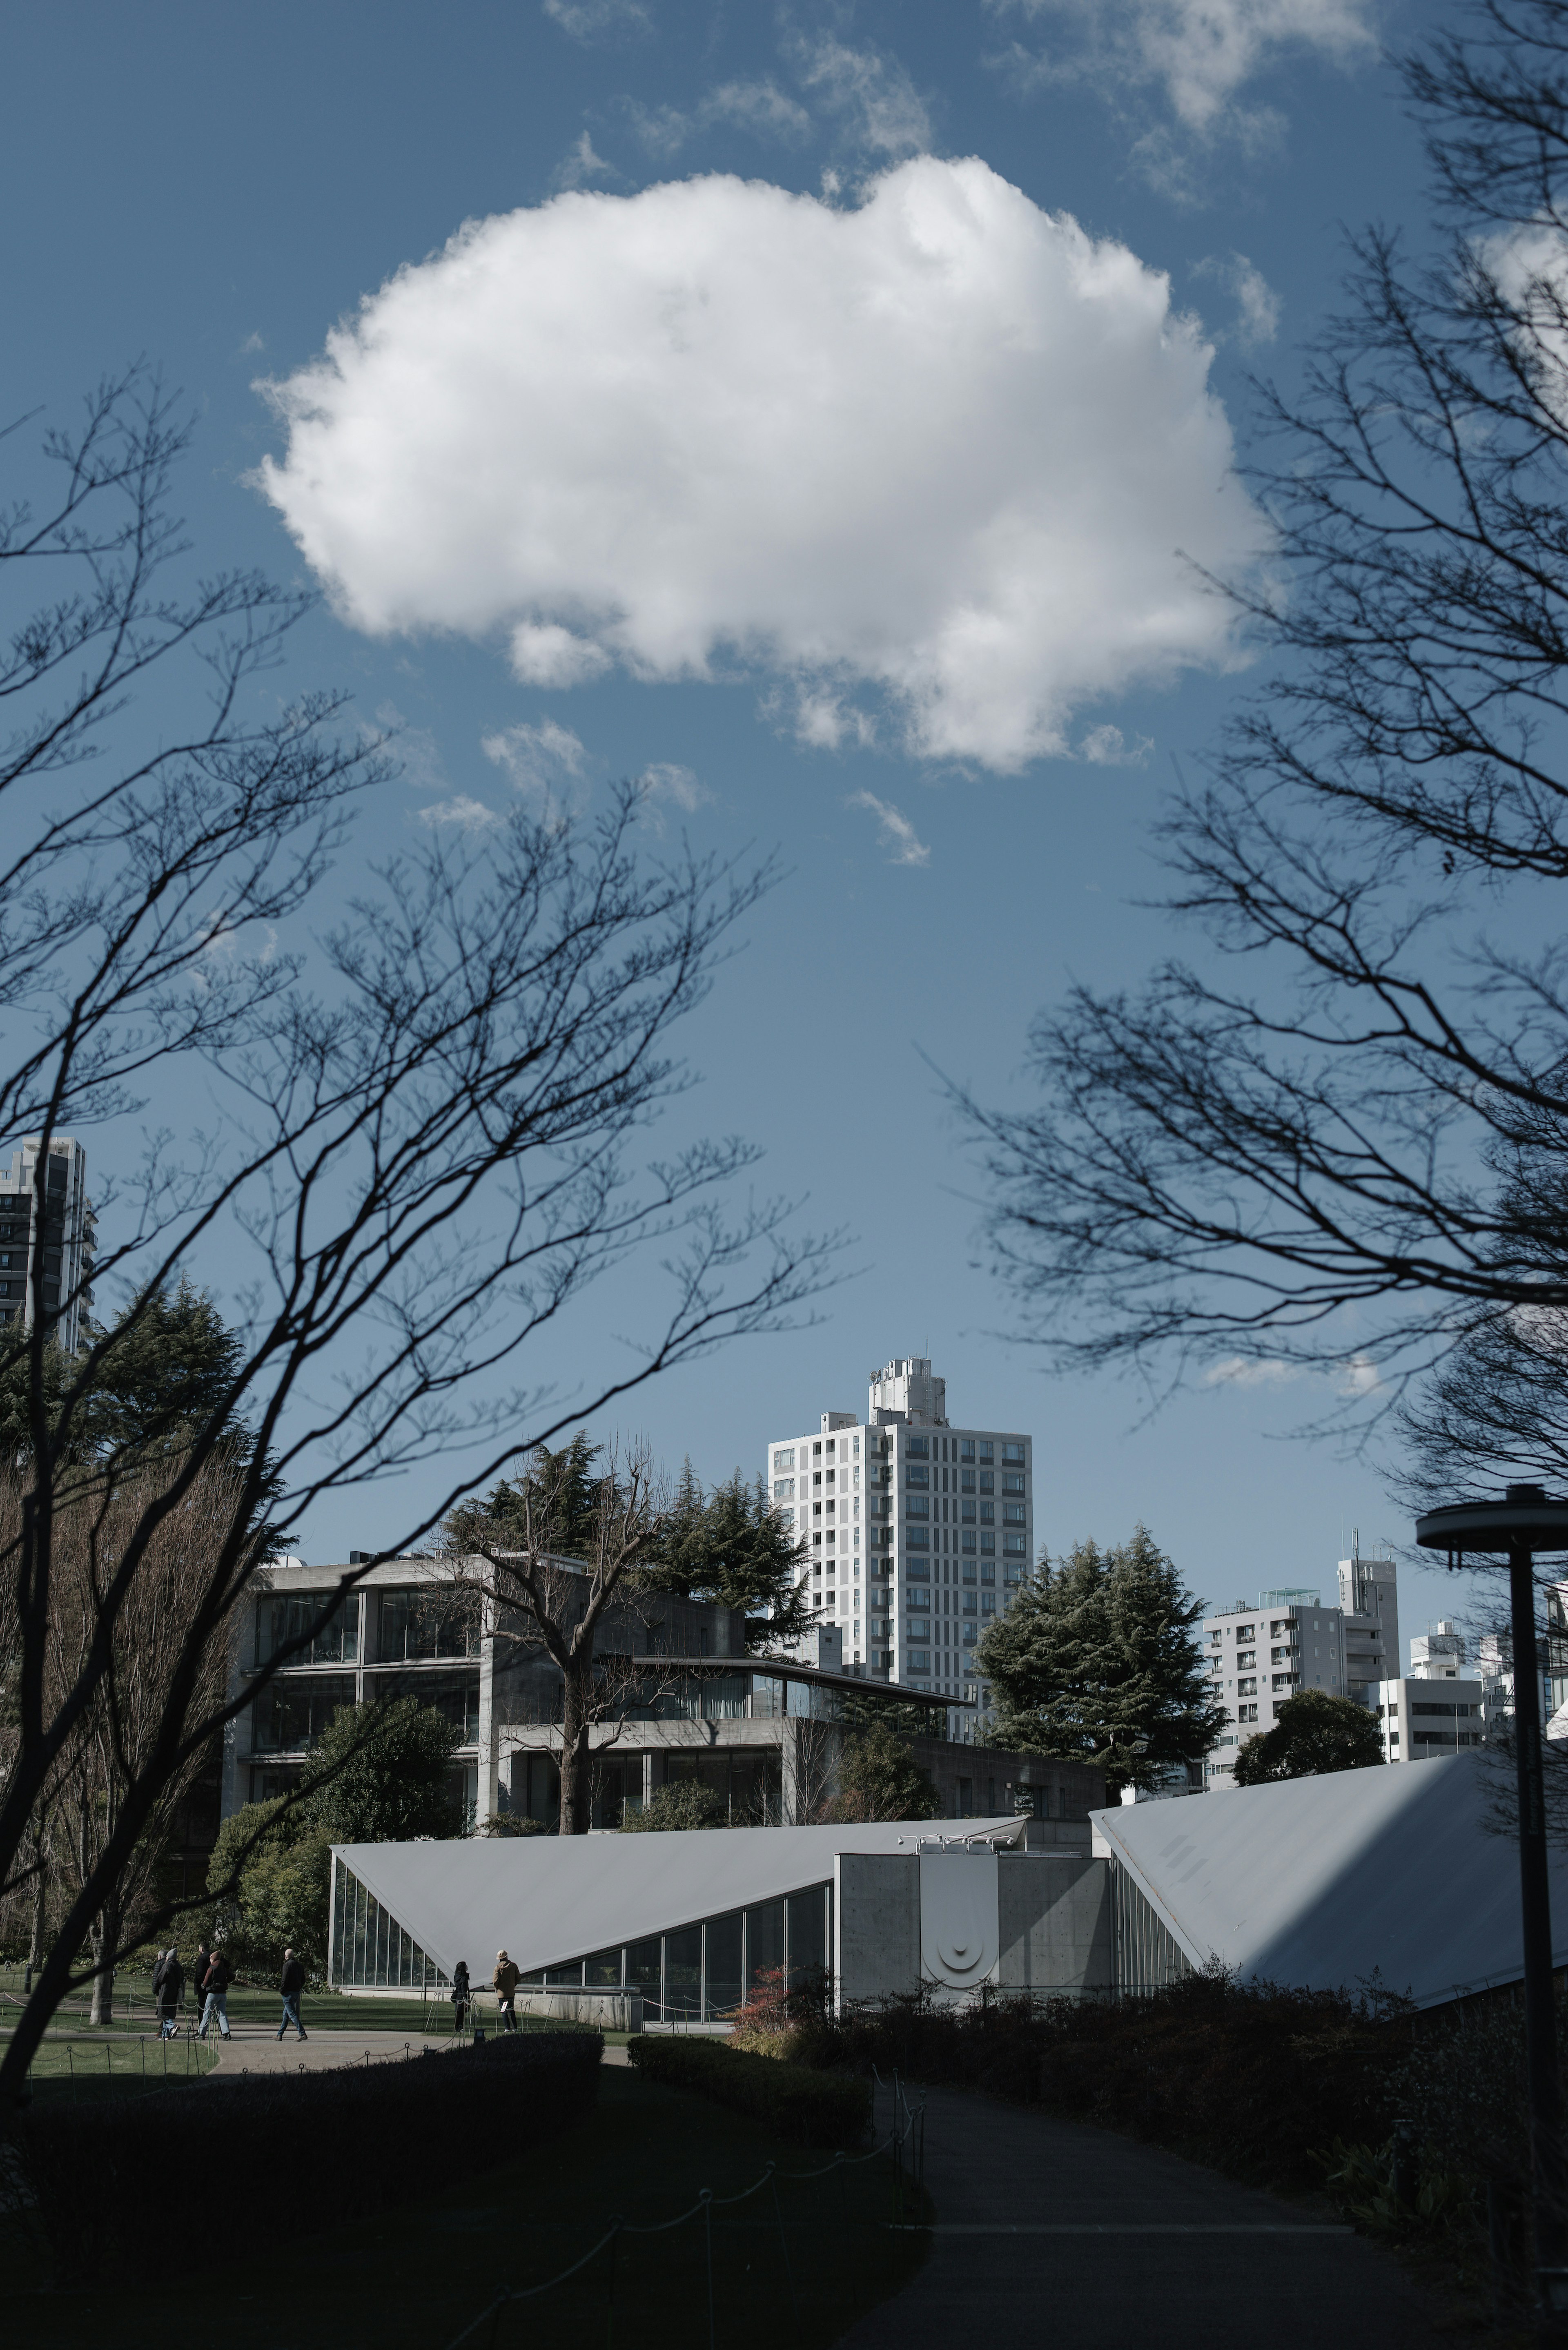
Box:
[1,2065,931,2350]
[0,1965,532,2040]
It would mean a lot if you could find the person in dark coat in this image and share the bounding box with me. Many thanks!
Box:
[196,1946,233,2040]
[276,1946,307,2041]
[493,1950,520,2031]
[153,1946,184,2038]
[191,1942,211,2022]
[450,1960,471,2036]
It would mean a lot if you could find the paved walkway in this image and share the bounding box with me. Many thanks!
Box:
[840,2080,1461,2350]
[205,2029,446,2076]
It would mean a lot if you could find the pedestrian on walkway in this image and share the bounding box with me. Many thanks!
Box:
[450,1959,471,2036]
[153,1946,184,2038]
[196,1946,233,2040]
[191,1940,211,2026]
[276,1947,307,2041]
[493,1949,520,2031]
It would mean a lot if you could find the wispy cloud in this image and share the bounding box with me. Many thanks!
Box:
[1203,1355,1300,1387]
[553,130,619,191]
[417,795,505,831]
[849,789,930,867]
[542,0,650,41]
[638,760,707,813]
[1194,250,1281,346]
[481,718,590,809]
[1078,722,1153,767]
[623,77,812,159]
[791,35,932,158]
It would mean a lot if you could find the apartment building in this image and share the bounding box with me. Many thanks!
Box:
[765,1355,1034,1724]
[1203,1587,1351,1788]
[0,1136,95,1355]
[1338,1542,1401,1708]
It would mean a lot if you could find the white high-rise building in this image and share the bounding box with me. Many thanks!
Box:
[1338,1541,1401,1707]
[764,1356,1034,1726]
[0,1137,95,1356]
[1202,1587,1350,1789]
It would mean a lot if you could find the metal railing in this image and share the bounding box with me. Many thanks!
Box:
[439,2077,928,2350]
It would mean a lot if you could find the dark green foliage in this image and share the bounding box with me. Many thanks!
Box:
[626,2033,871,2147]
[619,1779,726,1831]
[18,2031,602,2284]
[976,1526,1224,1790]
[785,1972,1412,2192]
[1233,1688,1386,1784]
[205,1697,461,1973]
[830,1720,940,1822]
[646,1460,812,1645]
[451,1432,605,1560]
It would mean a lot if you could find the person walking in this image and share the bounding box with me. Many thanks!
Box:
[276,1947,307,2042]
[190,1940,211,2030]
[492,1949,520,2031]
[196,1945,233,2040]
[450,1959,471,2037]
[153,1946,184,2038]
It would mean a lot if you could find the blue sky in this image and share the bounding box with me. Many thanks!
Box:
[4,0,1483,1646]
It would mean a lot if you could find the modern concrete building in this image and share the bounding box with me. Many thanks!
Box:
[1375,1674,1486,1762]
[225,1554,1102,1838]
[0,1135,95,1354]
[325,1749,1560,2021]
[766,1354,1034,1727]
[326,1812,1113,2018]
[1338,1541,1401,1708]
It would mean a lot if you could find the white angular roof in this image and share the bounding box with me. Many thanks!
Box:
[1094,1753,1566,2009]
[334,1816,1018,1979]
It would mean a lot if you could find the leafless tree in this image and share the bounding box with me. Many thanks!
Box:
[447,1442,687,1834]
[960,3,1568,1425]
[38,1460,248,2023]
[0,376,832,2106]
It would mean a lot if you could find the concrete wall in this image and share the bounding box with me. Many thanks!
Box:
[513,1988,643,2031]
[835,1851,921,2005]
[997,1854,1113,1994]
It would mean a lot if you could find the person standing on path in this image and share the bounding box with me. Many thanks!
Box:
[451,1959,471,2036]
[196,1946,233,2040]
[276,1947,307,2041]
[153,1947,184,2038]
[190,1941,211,2030]
[493,1950,520,2031]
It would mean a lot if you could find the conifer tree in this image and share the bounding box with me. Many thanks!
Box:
[976,1526,1223,1792]
[644,1465,812,1645]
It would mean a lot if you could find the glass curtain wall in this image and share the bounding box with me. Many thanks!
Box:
[1111,1863,1192,1996]
[331,1857,450,1991]
[520,1882,833,2020]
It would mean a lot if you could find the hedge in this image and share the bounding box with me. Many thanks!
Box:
[625,2035,870,2149]
[15,2027,601,2285]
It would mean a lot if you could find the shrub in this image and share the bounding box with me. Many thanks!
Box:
[15,2028,601,2284]
[626,2034,870,2148]
[619,1781,726,1831]
[728,1967,835,2061]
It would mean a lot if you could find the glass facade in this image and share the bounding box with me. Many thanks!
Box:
[1111,1864,1192,1996]
[516,1882,834,2020]
[332,1857,450,1989]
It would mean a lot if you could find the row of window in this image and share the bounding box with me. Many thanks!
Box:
[771,1435,1027,1474]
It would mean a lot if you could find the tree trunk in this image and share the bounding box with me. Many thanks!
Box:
[27,1826,48,1981]
[558,1662,594,1835]
[89,1886,119,2027]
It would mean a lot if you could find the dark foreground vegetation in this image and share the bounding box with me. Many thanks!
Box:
[13,2030,601,2286]
[0,2063,924,2350]
[628,2031,871,2147]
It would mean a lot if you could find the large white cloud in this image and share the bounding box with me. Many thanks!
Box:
[258,157,1261,770]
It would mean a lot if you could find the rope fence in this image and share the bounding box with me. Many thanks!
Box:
[441,2073,928,2350]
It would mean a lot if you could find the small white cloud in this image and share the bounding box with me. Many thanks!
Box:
[482,720,589,803]
[785,686,877,752]
[622,98,693,158]
[848,789,930,867]
[509,622,612,687]
[638,760,707,812]
[1078,722,1153,766]
[374,701,448,794]
[1203,1356,1300,1387]
[417,795,505,830]
[988,0,1376,156]
[793,36,932,157]
[1335,1353,1382,1399]
[554,131,617,192]
[1194,250,1281,347]
[542,0,649,39]
[706,79,813,142]
[239,330,265,355]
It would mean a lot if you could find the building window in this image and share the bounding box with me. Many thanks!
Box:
[1003,1505,1027,1525]
[1002,1443,1025,1464]
[978,1443,993,1465]
[961,1440,976,1463]
[773,1478,795,1499]
[1237,1677,1257,1697]
[906,1436,929,1459]
[1002,1474,1026,1495]
[1238,1703,1258,1723]
[905,1466,929,1488]
[773,1449,795,1471]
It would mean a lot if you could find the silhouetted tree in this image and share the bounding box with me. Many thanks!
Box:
[1234,1689,1385,1784]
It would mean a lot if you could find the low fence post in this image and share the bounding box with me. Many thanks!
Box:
[701,2189,715,2350]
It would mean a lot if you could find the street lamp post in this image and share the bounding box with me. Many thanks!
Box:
[1416,1483,1568,2319]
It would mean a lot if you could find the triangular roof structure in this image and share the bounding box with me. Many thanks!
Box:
[1093,1752,1567,2009]
[333,1816,1018,1981]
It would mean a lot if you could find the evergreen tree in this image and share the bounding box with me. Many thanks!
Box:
[976,1526,1224,1793]
[644,1465,812,1645]
[472,1432,604,1560]
[1233,1690,1385,1786]
[619,1779,726,1831]
[830,1721,940,1822]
